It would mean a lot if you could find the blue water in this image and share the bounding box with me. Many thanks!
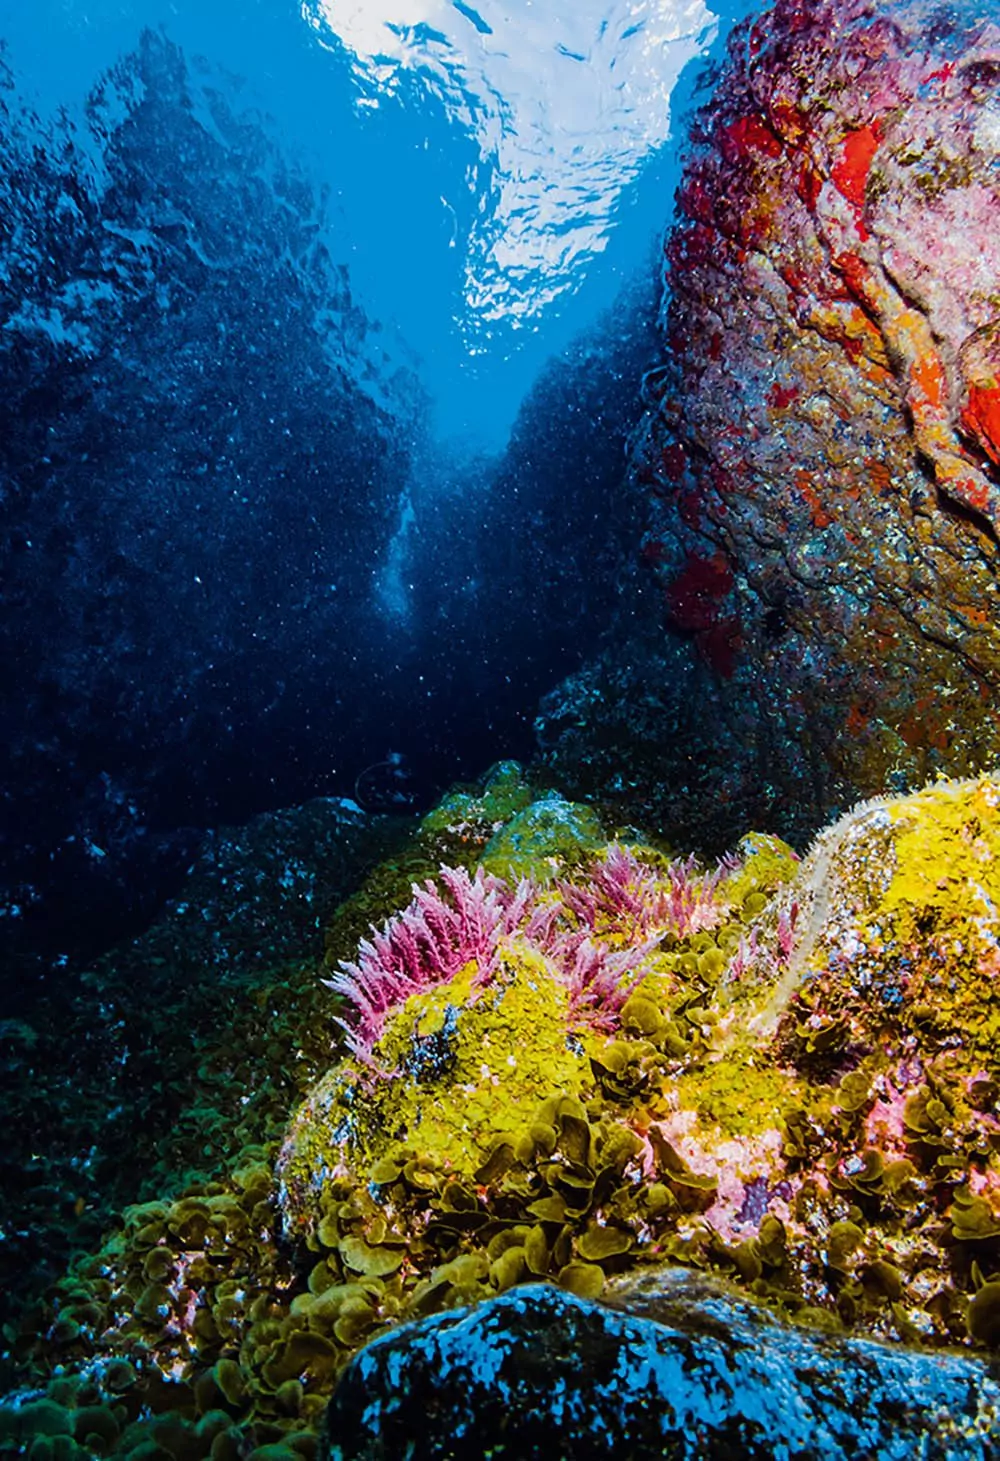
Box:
[2,0,751,450]
[0,0,757,969]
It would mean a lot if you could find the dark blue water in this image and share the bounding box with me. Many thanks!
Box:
[0,0,755,975]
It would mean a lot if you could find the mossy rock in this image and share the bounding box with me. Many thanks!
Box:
[480,794,606,879]
[418,761,535,841]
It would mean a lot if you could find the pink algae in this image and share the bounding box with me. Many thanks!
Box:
[326,846,736,1063]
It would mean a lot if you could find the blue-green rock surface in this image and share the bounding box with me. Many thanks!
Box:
[322,1277,1000,1459]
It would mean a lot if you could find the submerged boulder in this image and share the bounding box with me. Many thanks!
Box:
[320,1278,1000,1460]
[279,774,1000,1363]
[545,0,1000,844]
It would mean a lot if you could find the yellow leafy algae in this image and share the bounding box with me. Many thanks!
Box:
[281,941,594,1202]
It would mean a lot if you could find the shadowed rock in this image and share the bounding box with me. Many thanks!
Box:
[321,1277,1000,1459]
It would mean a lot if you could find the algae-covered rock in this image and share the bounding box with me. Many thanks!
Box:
[763,775,1000,1056]
[280,774,1000,1359]
[480,792,605,879]
[417,761,535,842]
[11,773,1000,1461]
[276,833,756,1235]
[319,1280,1000,1460]
[279,939,591,1201]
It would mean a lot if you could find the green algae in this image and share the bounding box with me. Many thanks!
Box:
[417,760,536,841]
[480,793,606,879]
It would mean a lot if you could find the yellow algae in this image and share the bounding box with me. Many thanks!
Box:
[374,943,587,1172]
[284,942,592,1197]
[672,1060,798,1141]
[782,774,1000,1070]
[885,775,1000,918]
[407,961,478,1038]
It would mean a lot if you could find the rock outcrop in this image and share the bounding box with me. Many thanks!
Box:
[541,0,1000,846]
[321,1279,1000,1460]
[4,768,1000,1458]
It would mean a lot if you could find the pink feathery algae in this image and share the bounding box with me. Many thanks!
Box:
[559,844,730,939]
[776,902,799,963]
[324,865,536,1062]
[326,845,743,1065]
[550,929,664,1032]
[725,927,759,984]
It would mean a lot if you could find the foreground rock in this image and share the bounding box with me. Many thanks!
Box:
[322,1280,1000,1460]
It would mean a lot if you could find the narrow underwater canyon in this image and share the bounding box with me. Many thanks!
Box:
[3,1,1000,1453]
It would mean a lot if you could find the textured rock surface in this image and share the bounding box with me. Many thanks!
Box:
[542,0,1000,845]
[645,0,1000,765]
[321,1280,1000,1460]
[0,29,418,971]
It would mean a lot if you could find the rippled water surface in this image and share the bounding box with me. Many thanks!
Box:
[2,0,749,446]
[306,0,714,327]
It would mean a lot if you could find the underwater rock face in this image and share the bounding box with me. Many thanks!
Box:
[550,0,1000,841]
[320,1279,1000,1460]
[0,29,419,967]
